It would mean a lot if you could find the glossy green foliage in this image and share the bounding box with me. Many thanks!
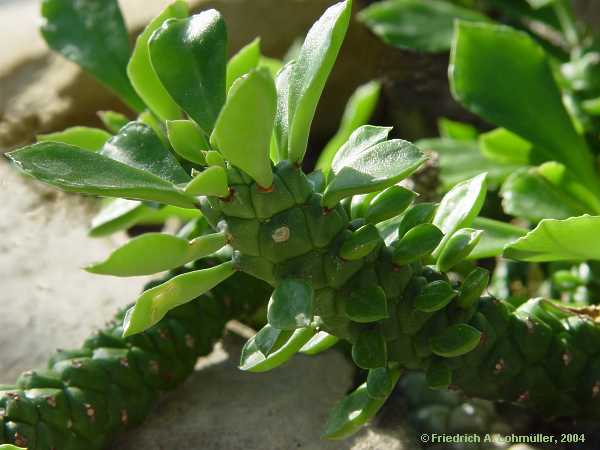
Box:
[40,0,144,111]
[98,111,129,134]
[457,267,489,309]
[123,262,235,336]
[479,128,535,166]
[267,279,314,330]
[415,280,457,312]
[393,223,443,265]
[101,122,189,184]
[166,120,208,165]
[38,127,111,151]
[226,38,261,91]
[359,0,487,52]
[128,1,188,121]
[345,286,388,323]
[352,328,387,369]
[287,0,352,163]
[433,173,486,257]
[469,217,527,259]
[149,10,227,134]
[339,225,381,260]
[438,117,477,140]
[323,126,426,208]
[88,199,149,237]
[450,21,598,191]
[316,80,382,171]
[504,215,600,262]
[436,228,482,272]
[364,186,415,224]
[431,323,481,357]
[6,143,196,208]
[211,69,276,188]
[299,332,339,355]
[0,446,24,450]
[86,232,226,276]
[185,166,229,197]
[272,62,294,161]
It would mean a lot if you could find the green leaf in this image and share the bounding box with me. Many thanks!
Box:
[431,323,482,358]
[185,166,229,197]
[89,199,150,237]
[426,361,452,389]
[415,280,457,312]
[240,327,316,372]
[86,232,226,276]
[364,185,415,224]
[252,324,289,357]
[127,1,188,121]
[299,331,339,355]
[205,150,226,167]
[149,10,227,134]
[345,286,388,323]
[438,117,477,141]
[436,228,483,272]
[395,202,438,240]
[339,224,381,261]
[450,21,598,192]
[211,69,276,188]
[226,38,261,91]
[526,0,554,8]
[323,131,426,208]
[457,267,490,309]
[537,162,600,214]
[500,168,588,222]
[323,368,401,439]
[38,126,111,151]
[352,327,387,369]
[469,217,527,259]
[101,122,190,184]
[6,142,197,208]
[287,0,352,163]
[268,279,314,330]
[40,0,144,111]
[392,223,443,265]
[123,261,235,336]
[272,62,294,162]
[479,128,535,166]
[433,173,487,257]
[366,367,396,399]
[504,215,600,262]
[316,80,382,171]
[98,110,129,134]
[0,445,27,450]
[358,0,488,53]
[166,120,209,165]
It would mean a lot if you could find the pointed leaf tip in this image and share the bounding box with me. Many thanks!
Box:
[185,166,229,197]
[268,279,314,330]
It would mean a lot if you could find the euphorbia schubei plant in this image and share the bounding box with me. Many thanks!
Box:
[4,0,600,448]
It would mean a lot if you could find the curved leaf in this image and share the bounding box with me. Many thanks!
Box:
[267,279,314,330]
[89,199,150,237]
[299,332,339,355]
[149,10,227,134]
[166,120,209,165]
[86,231,226,276]
[469,217,527,259]
[38,126,111,151]
[226,38,261,91]
[185,166,229,197]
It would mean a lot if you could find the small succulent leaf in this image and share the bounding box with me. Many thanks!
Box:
[457,267,489,309]
[438,117,477,141]
[307,170,326,193]
[332,125,392,171]
[185,166,229,197]
[345,286,388,323]
[500,168,588,222]
[339,224,381,261]
[366,367,395,399]
[272,61,295,162]
[6,142,197,208]
[415,280,457,313]
[98,110,129,134]
[299,331,339,355]
[89,199,150,237]
[166,120,209,165]
[358,0,488,52]
[479,128,534,165]
[365,185,415,224]
[226,37,261,91]
[352,327,387,369]
[426,361,452,389]
[101,122,190,184]
[468,217,527,260]
[324,139,426,208]
[252,324,287,357]
[260,56,284,78]
[323,368,401,440]
[149,10,227,134]
[436,228,483,272]
[127,1,188,121]
[123,261,235,336]
[432,173,487,257]
[40,0,144,111]
[268,279,315,330]
[86,232,226,276]
[239,327,316,372]
[38,127,111,151]
[287,0,352,163]
[394,202,438,241]
[205,150,226,167]
[316,80,382,171]
[392,223,443,265]
[136,204,201,226]
[138,110,170,148]
[431,323,482,358]
[0,445,27,450]
[504,215,600,262]
[211,68,276,188]
[450,21,598,191]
